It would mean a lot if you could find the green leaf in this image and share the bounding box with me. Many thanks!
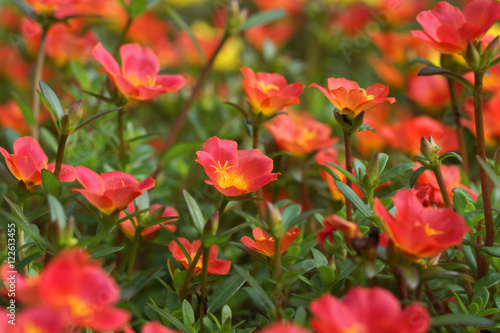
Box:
[285,209,322,230]
[474,272,500,290]
[326,162,361,186]
[239,9,287,32]
[477,156,500,188]
[122,266,162,300]
[312,164,340,181]
[160,225,191,266]
[377,153,389,177]
[421,266,474,283]
[480,246,500,258]
[398,265,419,290]
[42,169,61,197]
[11,92,34,126]
[311,248,328,268]
[47,194,67,229]
[90,246,125,259]
[39,81,65,121]
[74,107,122,131]
[16,251,41,271]
[233,265,274,311]
[410,166,428,188]
[165,5,205,63]
[408,57,435,67]
[13,0,35,19]
[431,314,494,327]
[146,303,192,333]
[37,91,60,130]
[182,300,195,327]
[281,204,301,227]
[333,180,372,218]
[319,266,336,290]
[439,152,463,164]
[378,163,415,184]
[182,190,205,234]
[128,0,147,17]
[207,274,246,313]
[453,191,469,215]
[418,66,474,91]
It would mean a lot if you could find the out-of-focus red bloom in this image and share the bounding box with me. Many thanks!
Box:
[0,43,30,90]
[119,202,178,240]
[256,322,310,333]
[413,164,477,207]
[72,166,155,216]
[463,94,500,144]
[265,111,338,156]
[1,264,42,305]
[0,136,75,189]
[317,215,362,247]
[142,321,181,333]
[241,66,304,116]
[385,116,458,156]
[244,19,297,51]
[331,2,372,36]
[0,100,30,134]
[310,78,395,117]
[412,0,500,54]
[93,43,185,101]
[169,238,231,275]
[310,287,430,333]
[406,73,450,110]
[253,0,303,15]
[374,189,470,259]
[16,308,66,333]
[377,0,431,26]
[195,136,279,197]
[25,0,103,19]
[241,227,300,258]
[354,104,393,156]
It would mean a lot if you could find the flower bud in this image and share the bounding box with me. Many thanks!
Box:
[420,136,441,163]
[365,151,379,183]
[266,202,283,237]
[485,36,499,66]
[465,41,482,70]
[203,211,219,236]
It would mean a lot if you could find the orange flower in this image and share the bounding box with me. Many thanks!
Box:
[374,189,470,259]
[93,43,185,101]
[241,227,300,258]
[317,215,362,247]
[195,136,279,197]
[310,287,430,333]
[0,136,75,189]
[413,164,477,207]
[406,73,453,110]
[244,19,297,51]
[169,238,231,275]
[412,0,500,54]
[119,202,178,240]
[463,94,500,145]
[241,66,304,116]
[0,100,30,134]
[309,78,395,117]
[265,110,338,156]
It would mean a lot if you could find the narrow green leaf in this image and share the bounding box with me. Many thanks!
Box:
[146,303,192,333]
[377,153,389,177]
[378,163,415,184]
[82,90,115,103]
[42,169,61,197]
[326,162,361,185]
[16,252,41,271]
[418,66,473,91]
[474,272,500,289]
[39,81,65,120]
[207,274,246,313]
[408,57,435,67]
[312,164,341,181]
[11,92,34,126]
[182,300,195,327]
[477,156,500,188]
[182,190,205,233]
[47,194,67,229]
[431,314,494,327]
[233,265,275,311]
[480,246,500,258]
[90,246,125,258]
[37,91,60,130]
[439,151,463,164]
[128,0,147,17]
[122,267,162,300]
[311,248,328,268]
[285,209,322,230]
[239,9,287,32]
[160,225,191,265]
[333,180,372,218]
[451,187,476,203]
[410,166,428,188]
[74,107,122,131]
[280,204,301,227]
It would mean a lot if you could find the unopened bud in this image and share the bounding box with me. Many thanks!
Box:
[465,41,482,70]
[420,136,441,163]
[365,151,379,183]
[266,202,282,237]
[485,36,499,66]
[67,98,84,124]
[203,211,219,236]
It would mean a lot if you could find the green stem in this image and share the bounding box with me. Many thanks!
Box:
[113,16,133,57]
[253,121,266,220]
[474,70,494,278]
[343,131,353,221]
[199,245,210,333]
[274,236,282,320]
[447,79,469,175]
[54,133,69,180]
[126,226,143,286]
[179,246,203,301]
[431,165,452,208]
[18,200,28,275]
[118,108,126,166]
[31,27,48,141]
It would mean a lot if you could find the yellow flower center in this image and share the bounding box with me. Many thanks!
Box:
[67,296,93,319]
[424,224,444,236]
[126,72,158,87]
[24,323,44,333]
[342,323,367,333]
[298,128,317,146]
[360,88,374,101]
[257,81,279,93]
[210,160,248,190]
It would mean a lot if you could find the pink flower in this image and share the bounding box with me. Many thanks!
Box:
[93,43,185,101]
[72,166,155,216]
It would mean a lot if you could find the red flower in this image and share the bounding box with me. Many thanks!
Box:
[241,66,304,116]
[195,136,279,197]
[309,78,395,117]
[93,43,185,101]
[244,19,297,52]
[168,238,231,275]
[256,322,310,333]
[310,287,430,333]
[413,164,477,207]
[16,308,66,333]
[241,227,300,258]
[412,0,500,54]
[119,202,178,240]
[72,166,155,216]
[317,215,362,247]
[0,100,30,134]
[0,136,75,189]
[463,94,500,144]
[374,189,470,259]
[142,321,181,333]
[265,110,338,156]
[406,73,451,110]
